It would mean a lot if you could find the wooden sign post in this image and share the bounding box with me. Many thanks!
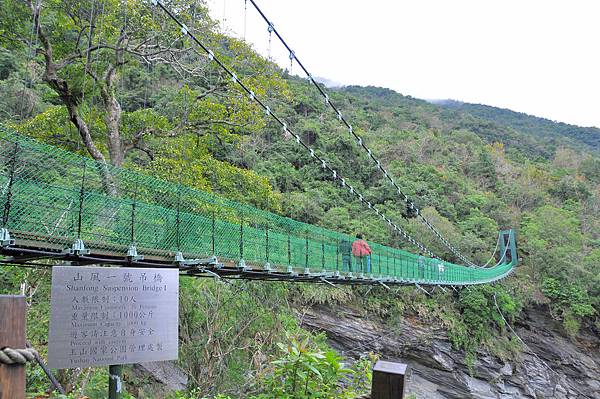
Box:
[371,360,408,399]
[0,295,26,399]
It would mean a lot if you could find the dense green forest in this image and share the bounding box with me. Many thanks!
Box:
[436,99,600,155]
[0,0,598,397]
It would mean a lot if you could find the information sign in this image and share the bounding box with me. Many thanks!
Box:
[48,266,179,369]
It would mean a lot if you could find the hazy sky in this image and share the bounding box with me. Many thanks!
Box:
[206,0,600,128]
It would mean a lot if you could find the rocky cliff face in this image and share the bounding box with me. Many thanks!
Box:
[299,304,599,398]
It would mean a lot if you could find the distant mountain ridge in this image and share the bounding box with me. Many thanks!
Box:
[313,76,345,88]
[434,99,600,153]
[334,85,599,157]
[337,86,579,159]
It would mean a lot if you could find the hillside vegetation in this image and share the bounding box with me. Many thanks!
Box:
[0,0,598,397]
[437,99,600,154]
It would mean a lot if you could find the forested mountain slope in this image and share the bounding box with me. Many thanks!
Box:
[436,99,600,154]
[0,0,598,397]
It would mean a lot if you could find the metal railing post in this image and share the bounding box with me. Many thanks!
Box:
[77,161,87,238]
[305,230,309,270]
[336,239,339,272]
[265,221,270,264]
[175,184,182,252]
[287,233,291,267]
[211,209,216,256]
[239,213,244,260]
[321,236,325,271]
[1,143,18,228]
[130,183,138,244]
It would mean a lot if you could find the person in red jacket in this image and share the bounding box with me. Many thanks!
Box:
[352,233,372,274]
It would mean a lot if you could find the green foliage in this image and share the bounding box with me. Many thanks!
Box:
[174,336,371,399]
[440,100,600,154]
[579,157,600,183]
[470,149,498,189]
[541,277,595,333]
[290,284,355,306]
[258,337,368,399]
[548,175,591,202]
[177,279,296,395]
[521,205,584,280]
[446,285,522,370]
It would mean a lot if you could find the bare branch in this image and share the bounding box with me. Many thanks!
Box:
[196,85,221,100]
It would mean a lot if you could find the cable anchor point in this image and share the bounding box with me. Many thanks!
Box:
[63,239,90,256]
[126,244,144,261]
[238,258,248,270]
[0,228,14,247]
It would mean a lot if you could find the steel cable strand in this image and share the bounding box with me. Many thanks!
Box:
[18,0,43,121]
[476,235,502,269]
[245,0,475,267]
[150,0,437,260]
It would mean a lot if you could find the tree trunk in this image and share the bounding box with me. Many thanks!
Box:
[66,100,118,196]
[44,72,118,196]
[100,60,125,168]
[31,0,117,196]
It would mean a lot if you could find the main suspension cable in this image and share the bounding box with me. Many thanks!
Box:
[245,0,475,267]
[151,0,436,258]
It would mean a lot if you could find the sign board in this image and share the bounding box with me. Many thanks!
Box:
[48,266,179,369]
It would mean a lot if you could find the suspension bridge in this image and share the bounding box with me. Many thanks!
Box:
[0,0,518,287]
[0,126,516,286]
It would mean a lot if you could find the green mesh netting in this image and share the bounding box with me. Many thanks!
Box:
[0,125,515,284]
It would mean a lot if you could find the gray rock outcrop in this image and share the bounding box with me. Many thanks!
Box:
[299,305,599,398]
